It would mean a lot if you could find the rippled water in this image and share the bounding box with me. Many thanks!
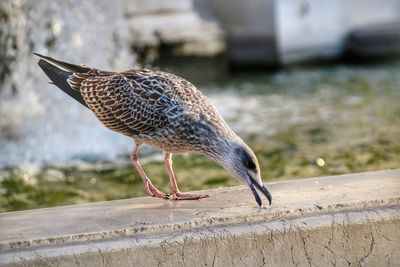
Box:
[1,62,399,211]
[213,63,400,142]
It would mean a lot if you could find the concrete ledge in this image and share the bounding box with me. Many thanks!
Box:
[0,169,399,266]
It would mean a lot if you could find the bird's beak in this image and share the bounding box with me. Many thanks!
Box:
[247,174,272,207]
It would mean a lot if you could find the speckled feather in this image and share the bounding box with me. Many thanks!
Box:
[36,54,272,206]
[67,67,236,155]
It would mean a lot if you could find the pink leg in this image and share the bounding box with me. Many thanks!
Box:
[164,152,209,200]
[131,142,169,199]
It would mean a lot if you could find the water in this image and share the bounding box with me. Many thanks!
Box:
[1,62,399,211]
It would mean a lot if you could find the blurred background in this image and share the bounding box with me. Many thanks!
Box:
[0,0,399,212]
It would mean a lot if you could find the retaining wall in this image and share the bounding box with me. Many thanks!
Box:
[0,169,399,266]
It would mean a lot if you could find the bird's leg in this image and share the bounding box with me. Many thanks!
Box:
[164,152,209,200]
[131,143,169,199]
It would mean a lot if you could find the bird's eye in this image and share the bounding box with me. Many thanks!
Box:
[247,160,256,170]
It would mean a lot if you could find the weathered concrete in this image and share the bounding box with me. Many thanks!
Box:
[0,169,399,266]
[276,0,400,64]
[209,0,400,65]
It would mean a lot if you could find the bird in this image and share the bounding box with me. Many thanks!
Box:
[35,53,272,207]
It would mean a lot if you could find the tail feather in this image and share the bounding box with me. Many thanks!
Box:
[36,54,89,108]
[34,53,90,73]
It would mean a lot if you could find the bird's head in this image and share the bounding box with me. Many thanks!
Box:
[210,140,272,207]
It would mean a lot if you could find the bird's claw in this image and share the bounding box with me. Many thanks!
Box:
[145,182,169,199]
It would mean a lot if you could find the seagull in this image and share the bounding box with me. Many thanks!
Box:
[35,53,272,207]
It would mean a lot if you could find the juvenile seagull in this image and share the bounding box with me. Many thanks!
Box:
[35,54,272,206]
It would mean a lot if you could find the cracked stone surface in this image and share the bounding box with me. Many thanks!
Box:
[0,169,399,266]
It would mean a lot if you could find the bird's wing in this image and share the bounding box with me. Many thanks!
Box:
[72,71,178,137]
[153,71,234,138]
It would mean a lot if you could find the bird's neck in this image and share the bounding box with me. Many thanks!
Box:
[199,132,244,168]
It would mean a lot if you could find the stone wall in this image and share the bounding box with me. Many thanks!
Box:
[0,169,399,266]
[0,0,223,90]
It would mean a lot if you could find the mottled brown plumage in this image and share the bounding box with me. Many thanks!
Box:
[35,54,272,206]
[69,68,234,155]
